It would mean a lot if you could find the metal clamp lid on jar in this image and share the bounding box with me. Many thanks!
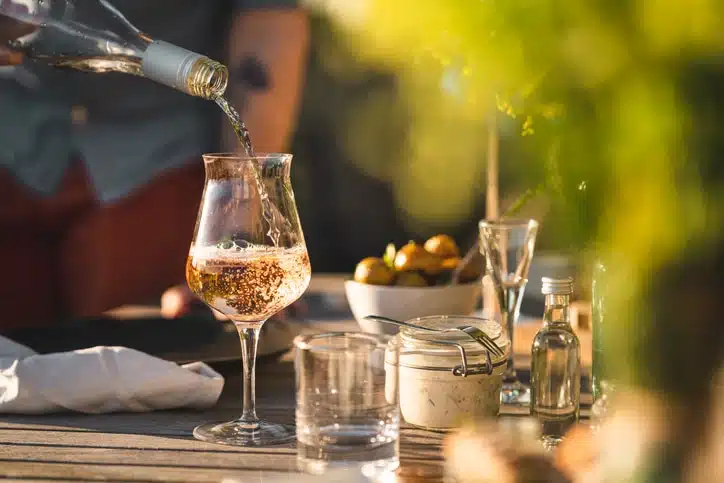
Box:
[388,316,509,378]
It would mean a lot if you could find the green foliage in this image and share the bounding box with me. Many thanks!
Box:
[330,0,724,253]
[317,4,724,474]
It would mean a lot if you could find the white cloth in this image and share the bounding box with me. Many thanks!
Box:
[0,336,224,414]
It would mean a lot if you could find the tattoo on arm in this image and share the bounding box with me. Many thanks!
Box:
[231,56,270,91]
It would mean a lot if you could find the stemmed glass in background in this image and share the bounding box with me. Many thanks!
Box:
[479,219,538,406]
[186,153,311,446]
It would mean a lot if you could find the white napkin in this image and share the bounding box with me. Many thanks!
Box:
[0,335,224,414]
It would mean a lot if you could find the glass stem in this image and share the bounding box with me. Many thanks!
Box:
[237,324,262,426]
[502,309,516,380]
[503,285,526,381]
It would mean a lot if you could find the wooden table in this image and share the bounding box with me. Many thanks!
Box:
[0,275,592,482]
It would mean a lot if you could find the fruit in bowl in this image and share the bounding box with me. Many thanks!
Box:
[353,257,396,286]
[345,235,484,335]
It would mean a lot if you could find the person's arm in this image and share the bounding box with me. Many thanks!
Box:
[221,6,309,153]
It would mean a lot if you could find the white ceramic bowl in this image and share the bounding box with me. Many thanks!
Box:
[344,280,481,335]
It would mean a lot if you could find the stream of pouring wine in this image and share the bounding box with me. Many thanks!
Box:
[214,96,283,247]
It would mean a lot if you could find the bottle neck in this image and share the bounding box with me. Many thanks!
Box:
[543,294,571,327]
[141,40,228,98]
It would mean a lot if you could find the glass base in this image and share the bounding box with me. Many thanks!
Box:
[297,456,399,477]
[500,380,530,406]
[541,436,563,452]
[193,419,296,447]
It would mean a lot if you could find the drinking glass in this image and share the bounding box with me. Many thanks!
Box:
[479,219,539,406]
[187,153,311,446]
[590,380,617,432]
[294,332,400,476]
[591,258,608,401]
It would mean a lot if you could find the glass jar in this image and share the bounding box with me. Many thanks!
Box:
[385,315,509,430]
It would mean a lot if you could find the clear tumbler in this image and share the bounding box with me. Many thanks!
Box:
[294,332,400,477]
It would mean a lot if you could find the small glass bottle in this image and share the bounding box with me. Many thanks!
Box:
[530,276,581,450]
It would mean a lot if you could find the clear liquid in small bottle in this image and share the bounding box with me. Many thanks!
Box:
[530,277,581,450]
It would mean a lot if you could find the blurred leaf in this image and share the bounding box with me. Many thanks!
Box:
[383,243,396,268]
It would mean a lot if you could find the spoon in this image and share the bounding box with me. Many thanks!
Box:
[364,315,439,332]
[363,315,505,358]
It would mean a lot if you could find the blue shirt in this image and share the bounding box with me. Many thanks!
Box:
[0,0,295,202]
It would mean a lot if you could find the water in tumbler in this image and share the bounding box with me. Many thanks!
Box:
[296,405,400,475]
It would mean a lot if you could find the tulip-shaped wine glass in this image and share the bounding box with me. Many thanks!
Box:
[186,153,311,446]
[479,219,538,406]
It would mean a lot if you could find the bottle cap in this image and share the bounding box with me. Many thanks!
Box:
[541,277,574,295]
[142,40,227,98]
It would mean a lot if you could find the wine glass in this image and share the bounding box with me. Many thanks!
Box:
[479,219,538,406]
[186,153,311,446]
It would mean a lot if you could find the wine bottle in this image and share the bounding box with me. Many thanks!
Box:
[0,0,228,98]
